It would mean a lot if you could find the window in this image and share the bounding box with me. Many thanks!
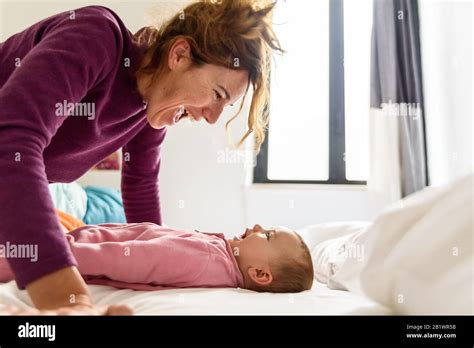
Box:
[254,0,372,184]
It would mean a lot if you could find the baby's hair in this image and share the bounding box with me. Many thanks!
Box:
[253,232,314,293]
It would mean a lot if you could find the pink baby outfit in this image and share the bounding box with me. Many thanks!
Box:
[0,223,244,290]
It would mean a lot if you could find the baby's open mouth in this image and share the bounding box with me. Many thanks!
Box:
[233,229,249,241]
[173,106,189,124]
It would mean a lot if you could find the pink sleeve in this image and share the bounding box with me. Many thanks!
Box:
[68,223,153,243]
[68,230,212,287]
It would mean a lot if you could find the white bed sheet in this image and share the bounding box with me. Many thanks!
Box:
[0,280,391,315]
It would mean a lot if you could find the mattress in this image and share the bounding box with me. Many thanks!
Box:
[0,280,390,315]
[0,221,390,315]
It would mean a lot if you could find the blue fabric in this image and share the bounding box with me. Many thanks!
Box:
[83,186,126,224]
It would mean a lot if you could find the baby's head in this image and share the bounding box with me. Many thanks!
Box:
[228,224,313,293]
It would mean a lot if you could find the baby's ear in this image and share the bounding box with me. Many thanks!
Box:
[247,267,273,286]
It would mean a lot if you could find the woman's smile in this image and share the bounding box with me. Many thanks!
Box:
[148,104,195,127]
[172,105,186,124]
[171,105,201,124]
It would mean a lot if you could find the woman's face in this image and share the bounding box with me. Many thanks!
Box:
[142,39,249,129]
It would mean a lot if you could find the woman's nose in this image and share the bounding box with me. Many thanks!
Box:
[253,224,263,232]
[202,106,223,124]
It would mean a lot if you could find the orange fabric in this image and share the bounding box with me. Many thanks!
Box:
[55,209,85,233]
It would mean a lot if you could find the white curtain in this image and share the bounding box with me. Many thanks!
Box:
[368,107,401,214]
[368,0,427,215]
[418,0,473,186]
[368,104,425,215]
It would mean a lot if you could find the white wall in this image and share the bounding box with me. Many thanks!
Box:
[419,0,473,186]
[1,0,373,237]
[244,185,370,230]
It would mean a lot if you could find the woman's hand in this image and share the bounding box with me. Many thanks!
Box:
[26,266,95,309]
[24,266,132,314]
[2,304,132,315]
[1,303,132,315]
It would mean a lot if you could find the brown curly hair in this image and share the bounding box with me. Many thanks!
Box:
[135,0,283,152]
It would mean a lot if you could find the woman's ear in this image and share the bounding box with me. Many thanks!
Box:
[247,267,273,287]
[167,38,192,71]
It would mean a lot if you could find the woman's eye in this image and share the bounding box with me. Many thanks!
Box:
[265,232,270,241]
[213,89,223,100]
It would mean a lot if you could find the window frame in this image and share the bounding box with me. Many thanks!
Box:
[253,0,366,185]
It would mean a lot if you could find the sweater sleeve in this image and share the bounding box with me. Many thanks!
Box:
[0,8,121,288]
[121,124,167,225]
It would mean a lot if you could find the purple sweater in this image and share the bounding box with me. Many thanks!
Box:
[0,6,166,288]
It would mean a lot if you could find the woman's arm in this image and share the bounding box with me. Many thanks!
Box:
[0,7,122,307]
[121,124,167,224]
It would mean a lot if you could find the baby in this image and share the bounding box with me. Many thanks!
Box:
[0,223,314,293]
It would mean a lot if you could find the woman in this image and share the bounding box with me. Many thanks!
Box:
[0,0,282,314]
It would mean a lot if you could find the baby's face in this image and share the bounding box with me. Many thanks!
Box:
[228,224,300,271]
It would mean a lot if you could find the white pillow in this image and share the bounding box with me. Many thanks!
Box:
[297,221,371,282]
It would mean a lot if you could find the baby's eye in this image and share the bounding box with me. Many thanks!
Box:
[213,89,223,100]
[265,232,270,241]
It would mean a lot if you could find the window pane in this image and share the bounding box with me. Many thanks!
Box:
[344,0,372,181]
[267,0,329,181]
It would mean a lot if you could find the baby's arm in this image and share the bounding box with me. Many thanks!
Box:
[67,223,157,244]
[69,235,209,287]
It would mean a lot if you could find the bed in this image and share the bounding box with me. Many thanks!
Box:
[0,175,471,315]
[0,219,390,315]
[0,279,390,315]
